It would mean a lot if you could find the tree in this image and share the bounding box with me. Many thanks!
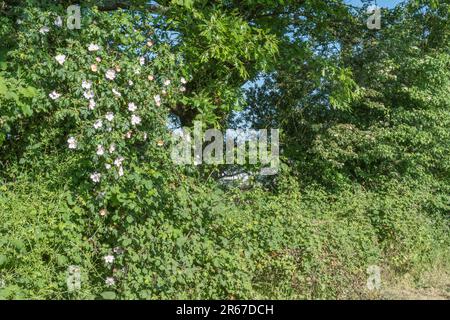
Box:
[245,0,450,189]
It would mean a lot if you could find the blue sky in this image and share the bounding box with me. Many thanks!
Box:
[345,0,404,8]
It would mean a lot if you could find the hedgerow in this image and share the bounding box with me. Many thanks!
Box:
[0,0,448,300]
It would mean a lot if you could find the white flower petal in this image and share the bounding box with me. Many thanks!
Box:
[83,90,94,99]
[89,99,96,110]
[93,119,103,129]
[128,102,137,112]
[67,137,77,149]
[96,145,105,156]
[39,26,50,34]
[131,114,141,126]
[55,54,66,65]
[112,88,121,97]
[104,255,115,264]
[105,277,115,286]
[49,91,61,100]
[88,43,100,52]
[154,94,161,106]
[82,80,92,90]
[105,112,114,121]
[106,69,116,80]
[90,172,101,183]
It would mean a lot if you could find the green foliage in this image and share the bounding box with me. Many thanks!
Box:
[0,181,100,299]
[1,175,447,299]
[0,0,448,300]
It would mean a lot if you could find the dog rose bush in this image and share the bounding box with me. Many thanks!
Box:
[6,4,191,293]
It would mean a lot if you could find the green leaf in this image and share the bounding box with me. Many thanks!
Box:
[0,254,8,266]
[19,103,32,116]
[100,291,116,300]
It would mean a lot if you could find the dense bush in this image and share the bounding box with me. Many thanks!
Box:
[1,172,448,299]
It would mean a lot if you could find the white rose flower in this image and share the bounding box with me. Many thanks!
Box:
[83,90,94,99]
[90,172,101,183]
[93,119,103,129]
[105,277,115,286]
[96,145,105,156]
[95,56,102,63]
[55,54,66,65]
[105,69,116,80]
[114,157,124,167]
[112,88,121,97]
[82,80,92,90]
[139,57,145,66]
[89,99,96,110]
[180,77,187,84]
[103,255,115,264]
[88,43,100,52]
[105,163,112,170]
[105,112,114,122]
[180,86,186,92]
[163,79,171,86]
[128,103,137,112]
[154,94,161,106]
[109,144,116,153]
[118,166,124,177]
[131,114,141,126]
[49,91,61,100]
[67,137,77,149]
[128,80,134,86]
[39,26,50,34]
